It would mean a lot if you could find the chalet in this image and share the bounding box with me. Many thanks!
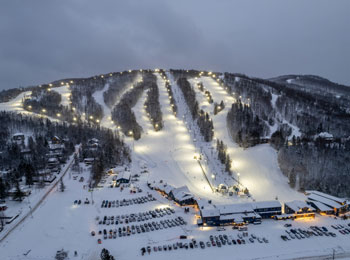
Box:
[116,172,131,183]
[47,157,59,169]
[52,136,61,144]
[12,133,25,142]
[306,190,348,215]
[168,186,196,206]
[284,200,315,219]
[307,201,334,215]
[87,138,99,150]
[84,158,95,165]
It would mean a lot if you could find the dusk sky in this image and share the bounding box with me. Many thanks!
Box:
[0,0,349,90]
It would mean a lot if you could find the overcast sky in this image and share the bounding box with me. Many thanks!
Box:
[0,0,349,90]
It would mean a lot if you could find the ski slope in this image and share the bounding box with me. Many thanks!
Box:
[0,90,60,122]
[126,73,216,200]
[92,74,142,129]
[190,76,305,202]
[53,85,72,107]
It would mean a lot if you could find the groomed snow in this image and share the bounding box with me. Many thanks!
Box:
[92,74,142,129]
[53,85,72,107]
[1,72,349,260]
[190,76,305,203]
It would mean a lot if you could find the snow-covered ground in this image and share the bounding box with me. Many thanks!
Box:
[0,91,33,114]
[92,74,142,129]
[53,85,72,107]
[1,71,349,260]
[189,76,304,203]
[1,158,350,260]
[0,90,60,122]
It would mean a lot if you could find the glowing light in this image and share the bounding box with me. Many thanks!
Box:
[96,119,100,123]
[73,117,77,121]
[61,82,64,85]
[41,109,46,113]
[49,83,53,87]
[70,80,74,84]
[56,113,61,117]
[27,105,32,109]
[89,116,93,119]
[128,130,133,136]
[128,70,132,73]
[47,88,51,92]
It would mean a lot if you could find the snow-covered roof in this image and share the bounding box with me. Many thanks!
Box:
[170,186,194,202]
[219,214,235,221]
[251,200,282,209]
[164,185,175,195]
[308,201,334,212]
[13,133,24,137]
[285,200,314,212]
[305,190,346,204]
[317,132,333,139]
[117,172,131,181]
[218,203,254,215]
[201,209,220,218]
[307,194,343,209]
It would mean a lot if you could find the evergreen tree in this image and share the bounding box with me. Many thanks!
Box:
[100,248,115,260]
[0,177,7,199]
[14,181,25,201]
[59,178,65,192]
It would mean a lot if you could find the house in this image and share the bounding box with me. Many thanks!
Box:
[84,158,95,165]
[12,133,25,142]
[52,136,61,144]
[47,157,59,169]
[284,200,315,219]
[168,186,195,206]
[116,172,131,183]
[87,138,99,150]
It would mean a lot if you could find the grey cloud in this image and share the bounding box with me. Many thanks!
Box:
[0,0,349,90]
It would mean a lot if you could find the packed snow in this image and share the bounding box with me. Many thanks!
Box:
[188,76,305,202]
[1,71,349,260]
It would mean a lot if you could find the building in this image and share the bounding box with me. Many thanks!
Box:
[284,200,315,219]
[169,186,196,206]
[307,201,334,215]
[12,133,25,142]
[116,172,131,183]
[199,201,280,226]
[251,201,282,218]
[306,190,348,215]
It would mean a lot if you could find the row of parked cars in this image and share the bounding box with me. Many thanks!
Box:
[281,225,337,241]
[97,207,175,225]
[141,239,203,255]
[209,233,268,247]
[94,216,186,241]
[332,223,350,235]
[140,233,266,256]
[100,195,155,208]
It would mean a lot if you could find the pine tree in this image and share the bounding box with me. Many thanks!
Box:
[59,178,65,192]
[14,181,25,201]
[100,248,115,260]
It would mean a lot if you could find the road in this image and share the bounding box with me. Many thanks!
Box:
[0,146,80,243]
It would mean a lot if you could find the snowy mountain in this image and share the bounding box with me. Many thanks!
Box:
[0,69,350,260]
